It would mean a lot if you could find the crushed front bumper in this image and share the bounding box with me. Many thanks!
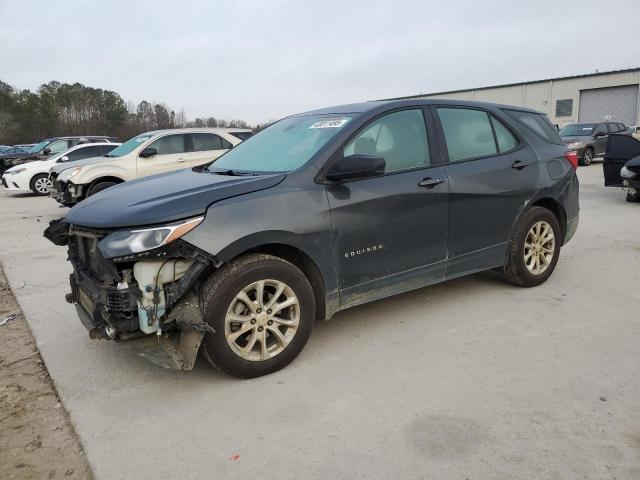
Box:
[54,224,215,371]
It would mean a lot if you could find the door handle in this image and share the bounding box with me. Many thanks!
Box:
[418,177,444,188]
[511,160,530,170]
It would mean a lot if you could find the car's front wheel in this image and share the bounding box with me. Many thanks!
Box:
[200,254,315,378]
[30,173,52,195]
[502,206,561,287]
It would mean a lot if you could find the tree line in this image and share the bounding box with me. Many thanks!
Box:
[0,80,254,145]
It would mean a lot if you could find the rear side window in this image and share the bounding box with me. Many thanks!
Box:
[191,133,224,151]
[230,131,253,141]
[147,134,187,155]
[65,145,101,161]
[436,108,497,161]
[504,109,564,145]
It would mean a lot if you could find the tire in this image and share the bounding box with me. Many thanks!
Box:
[580,147,594,166]
[502,206,561,287]
[626,189,640,203]
[200,253,315,378]
[87,181,117,197]
[30,173,52,196]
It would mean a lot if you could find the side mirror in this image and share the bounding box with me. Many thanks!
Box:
[58,156,69,163]
[139,147,158,158]
[325,154,386,181]
[42,147,51,155]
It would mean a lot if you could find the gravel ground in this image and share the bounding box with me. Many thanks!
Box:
[0,165,638,480]
[0,266,93,480]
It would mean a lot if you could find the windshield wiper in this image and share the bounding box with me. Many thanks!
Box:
[206,167,256,176]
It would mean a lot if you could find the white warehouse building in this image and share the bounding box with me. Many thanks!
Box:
[390,67,640,128]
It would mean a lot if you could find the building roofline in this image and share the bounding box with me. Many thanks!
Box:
[381,67,640,101]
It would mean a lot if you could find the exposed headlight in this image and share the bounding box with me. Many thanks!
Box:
[98,216,204,258]
[57,167,81,183]
[567,142,584,149]
[4,168,26,175]
[621,166,637,179]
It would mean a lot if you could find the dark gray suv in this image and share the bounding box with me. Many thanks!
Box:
[45,99,580,378]
[559,121,628,166]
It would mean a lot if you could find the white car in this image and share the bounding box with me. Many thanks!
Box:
[1,142,120,195]
[49,128,252,206]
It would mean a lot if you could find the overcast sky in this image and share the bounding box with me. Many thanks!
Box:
[1,0,638,124]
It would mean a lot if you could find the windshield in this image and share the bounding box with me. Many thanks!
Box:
[559,124,595,136]
[105,133,153,157]
[28,139,51,153]
[213,115,354,173]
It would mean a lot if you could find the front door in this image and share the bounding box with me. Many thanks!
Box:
[325,108,449,308]
[433,106,539,275]
[136,133,189,177]
[593,124,608,156]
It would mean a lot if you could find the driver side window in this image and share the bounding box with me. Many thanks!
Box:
[343,109,430,173]
[47,140,69,154]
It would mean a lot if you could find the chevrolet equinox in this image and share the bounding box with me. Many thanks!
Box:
[45,99,580,378]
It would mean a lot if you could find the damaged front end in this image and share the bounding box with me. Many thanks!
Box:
[44,217,218,371]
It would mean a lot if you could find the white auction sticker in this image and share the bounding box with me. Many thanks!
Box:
[309,118,350,129]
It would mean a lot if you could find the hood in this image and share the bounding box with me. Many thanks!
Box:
[50,155,112,174]
[561,135,592,144]
[64,168,286,229]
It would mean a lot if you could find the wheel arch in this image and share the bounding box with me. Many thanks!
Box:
[213,234,337,322]
[529,197,567,243]
[87,176,125,194]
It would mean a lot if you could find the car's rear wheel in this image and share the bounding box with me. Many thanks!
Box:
[87,181,117,197]
[502,206,561,287]
[580,147,594,166]
[200,254,315,378]
[30,173,52,195]
[626,189,639,203]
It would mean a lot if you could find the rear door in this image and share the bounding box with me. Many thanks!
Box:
[136,134,189,177]
[603,134,640,186]
[188,133,231,167]
[433,106,539,275]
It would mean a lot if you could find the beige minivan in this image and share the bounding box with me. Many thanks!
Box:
[49,128,252,206]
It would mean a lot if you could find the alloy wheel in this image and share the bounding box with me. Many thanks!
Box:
[524,221,555,275]
[224,279,300,361]
[583,149,593,166]
[34,177,52,194]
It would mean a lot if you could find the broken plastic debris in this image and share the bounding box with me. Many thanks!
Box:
[0,313,20,326]
[228,454,240,461]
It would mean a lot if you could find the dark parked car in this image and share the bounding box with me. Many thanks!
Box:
[0,135,118,174]
[559,121,629,166]
[45,99,579,378]
[603,133,640,202]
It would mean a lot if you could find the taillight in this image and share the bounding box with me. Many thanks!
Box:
[564,151,578,170]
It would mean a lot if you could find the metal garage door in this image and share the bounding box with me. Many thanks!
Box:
[579,84,639,125]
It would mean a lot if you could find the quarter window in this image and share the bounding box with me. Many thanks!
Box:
[343,109,430,173]
[191,133,224,152]
[437,108,497,161]
[147,134,186,155]
[490,116,518,153]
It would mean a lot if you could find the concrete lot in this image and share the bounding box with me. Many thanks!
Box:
[1,165,639,479]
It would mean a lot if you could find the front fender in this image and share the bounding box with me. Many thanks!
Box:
[73,161,134,185]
